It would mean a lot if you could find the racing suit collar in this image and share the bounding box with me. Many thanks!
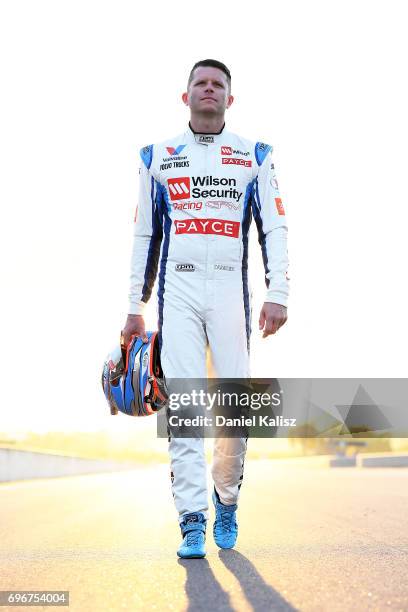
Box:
[186,122,227,146]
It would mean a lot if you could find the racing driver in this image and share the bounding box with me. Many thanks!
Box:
[121,59,289,559]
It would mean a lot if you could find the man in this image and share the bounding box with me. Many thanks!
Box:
[122,59,289,559]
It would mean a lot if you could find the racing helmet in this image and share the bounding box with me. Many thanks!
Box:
[101,331,167,416]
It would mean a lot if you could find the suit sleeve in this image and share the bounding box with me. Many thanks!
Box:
[128,147,163,315]
[252,144,289,307]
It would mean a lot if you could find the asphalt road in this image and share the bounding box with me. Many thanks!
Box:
[1,460,407,611]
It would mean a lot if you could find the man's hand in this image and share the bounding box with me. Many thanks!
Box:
[258,303,287,338]
[121,314,148,347]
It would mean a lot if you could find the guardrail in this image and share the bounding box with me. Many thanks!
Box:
[0,448,137,482]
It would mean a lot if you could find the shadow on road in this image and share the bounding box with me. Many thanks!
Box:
[178,551,297,611]
[219,549,298,611]
[178,558,234,611]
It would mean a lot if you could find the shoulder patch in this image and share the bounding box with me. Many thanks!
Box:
[255,142,272,166]
[140,144,153,169]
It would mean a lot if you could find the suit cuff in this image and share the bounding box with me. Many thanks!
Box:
[128,300,147,315]
[264,292,288,308]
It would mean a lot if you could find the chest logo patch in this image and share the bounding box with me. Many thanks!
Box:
[166,145,186,156]
[168,177,190,200]
[222,158,252,167]
[174,218,239,238]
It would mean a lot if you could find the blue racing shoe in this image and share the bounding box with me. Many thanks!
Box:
[177,512,207,559]
[212,488,238,549]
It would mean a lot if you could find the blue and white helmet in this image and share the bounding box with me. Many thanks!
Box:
[101,331,167,416]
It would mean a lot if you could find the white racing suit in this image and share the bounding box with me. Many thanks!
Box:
[129,124,289,521]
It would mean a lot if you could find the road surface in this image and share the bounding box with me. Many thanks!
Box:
[1,459,407,611]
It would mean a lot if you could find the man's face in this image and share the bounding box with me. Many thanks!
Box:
[182,66,233,116]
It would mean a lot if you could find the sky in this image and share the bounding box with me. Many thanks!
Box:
[0,0,407,434]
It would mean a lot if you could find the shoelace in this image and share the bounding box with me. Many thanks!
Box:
[185,529,202,546]
[217,508,237,533]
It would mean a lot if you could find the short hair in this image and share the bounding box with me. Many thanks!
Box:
[187,59,231,90]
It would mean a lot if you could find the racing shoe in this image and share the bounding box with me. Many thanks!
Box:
[177,512,207,559]
[212,488,238,549]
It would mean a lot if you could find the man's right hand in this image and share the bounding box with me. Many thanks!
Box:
[121,314,148,347]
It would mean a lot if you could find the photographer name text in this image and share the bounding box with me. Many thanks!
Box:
[168,415,296,427]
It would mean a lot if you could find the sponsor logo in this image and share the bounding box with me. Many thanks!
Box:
[166,145,186,156]
[206,200,240,211]
[173,201,202,211]
[168,176,243,203]
[221,147,250,157]
[192,176,242,202]
[193,176,236,187]
[174,218,240,238]
[222,157,252,167]
[162,155,187,162]
[175,264,195,272]
[160,160,189,171]
[214,264,235,271]
[258,142,268,151]
[234,149,250,156]
[196,135,214,144]
[168,177,190,201]
[275,197,285,215]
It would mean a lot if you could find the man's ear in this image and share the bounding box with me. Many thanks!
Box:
[182,92,189,106]
[226,94,234,109]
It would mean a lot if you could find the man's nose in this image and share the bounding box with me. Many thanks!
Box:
[204,81,215,92]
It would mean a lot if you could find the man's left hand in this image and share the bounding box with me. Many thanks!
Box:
[259,302,288,338]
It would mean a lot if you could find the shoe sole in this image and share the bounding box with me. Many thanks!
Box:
[177,553,206,559]
[215,542,235,549]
